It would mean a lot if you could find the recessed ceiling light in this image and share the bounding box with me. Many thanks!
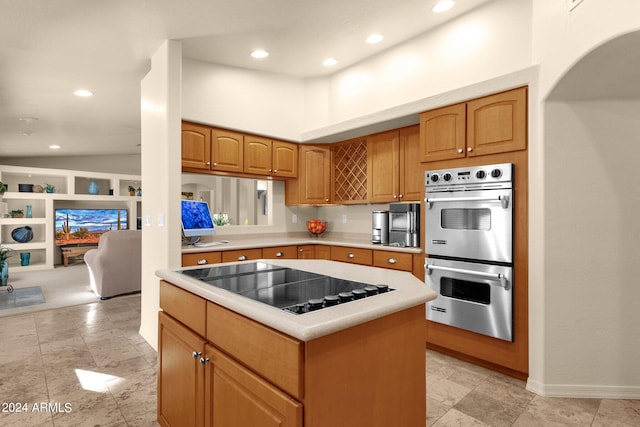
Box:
[19,117,38,123]
[432,0,455,13]
[251,49,269,59]
[49,145,61,150]
[323,58,338,67]
[366,34,384,44]
[19,130,32,136]
[73,89,94,97]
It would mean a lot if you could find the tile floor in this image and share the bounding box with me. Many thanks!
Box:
[1,295,639,426]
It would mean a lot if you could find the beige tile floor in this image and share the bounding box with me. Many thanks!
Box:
[1,294,639,426]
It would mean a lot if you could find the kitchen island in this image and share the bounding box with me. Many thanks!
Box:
[156,259,436,427]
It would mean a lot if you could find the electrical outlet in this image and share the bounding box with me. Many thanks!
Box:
[342,214,347,224]
[292,214,297,224]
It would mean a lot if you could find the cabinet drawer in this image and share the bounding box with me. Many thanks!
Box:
[182,251,222,267]
[330,246,372,266]
[206,302,303,399]
[159,281,207,337]
[221,248,263,263]
[373,250,413,272]
[262,245,298,259]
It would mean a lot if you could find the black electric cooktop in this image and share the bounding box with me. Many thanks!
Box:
[181,262,394,314]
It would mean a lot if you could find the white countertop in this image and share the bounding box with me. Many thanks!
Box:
[181,233,422,254]
[156,259,435,342]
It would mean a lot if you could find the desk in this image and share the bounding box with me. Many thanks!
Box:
[60,246,96,267]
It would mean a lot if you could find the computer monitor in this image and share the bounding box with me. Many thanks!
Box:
[181,200,215,240]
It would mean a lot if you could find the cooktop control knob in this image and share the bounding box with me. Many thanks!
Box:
[352,289,367,300]
[308,298,324,311]
[476,170,486,179]
[443,172,452,182]
[324,295,339,307]
[430,173,439,183]
[364,285,379,296]
[491,168,502,178]
[375,284,389,293]
[338,292,354,302]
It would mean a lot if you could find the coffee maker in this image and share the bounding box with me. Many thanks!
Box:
[371,210,389,244]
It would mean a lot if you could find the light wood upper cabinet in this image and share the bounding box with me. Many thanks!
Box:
[244,137,298,178]
[419,87,527,162]
[285,144,331,205]
[211,129,244,174]
[467,87,527,156]
[369,125,422,203]
[182,122,212,170]
[419,103,466,162]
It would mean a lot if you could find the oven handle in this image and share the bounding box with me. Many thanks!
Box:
[425,264,510,289]
[425,195,509,209]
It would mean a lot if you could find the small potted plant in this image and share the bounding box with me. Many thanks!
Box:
[0,181,7,195]
[128,185,136,196]
[0,245,15,287]
[9,209,24,218]
[44,183,56,193]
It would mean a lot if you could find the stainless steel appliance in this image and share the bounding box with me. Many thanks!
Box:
[371,210,389,244]
[389,202,419,247]
[181,261,395,314]
[424,163,514,341]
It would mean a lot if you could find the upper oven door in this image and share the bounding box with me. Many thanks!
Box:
[425,188,513,263]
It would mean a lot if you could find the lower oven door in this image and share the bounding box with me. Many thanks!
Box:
[425,188,512,263]
[425,257,513,341]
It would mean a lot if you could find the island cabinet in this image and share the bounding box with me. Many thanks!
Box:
[419,87,527,162]
[158,280,426,427]
[285,144,332,205]
[244,136,298,179]
[369,125,422,203]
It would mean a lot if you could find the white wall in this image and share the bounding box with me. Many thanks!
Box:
[0,154,141,175]
[138,40,183,350]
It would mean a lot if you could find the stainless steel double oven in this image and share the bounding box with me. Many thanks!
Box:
[424,163,514,341]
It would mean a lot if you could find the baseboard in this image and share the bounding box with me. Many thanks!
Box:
[527,378,640,399]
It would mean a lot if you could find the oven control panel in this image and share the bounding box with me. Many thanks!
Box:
[425,162,513,189]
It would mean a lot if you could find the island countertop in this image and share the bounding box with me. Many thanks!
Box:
[156,259,436,341]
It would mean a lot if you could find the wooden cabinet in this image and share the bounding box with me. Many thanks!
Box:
[262,245,298,259]
[330,246,372,266]
[314,245,331,260]
[285,145,332,205]
[332,138,370,204]
[419,87,527,162]
[221,248,263,263]
[182,122,212,170]
[182,251,222,267]
[211,129,244,174]
[296,245,331,260]
[369,126,422,203]
[204,345,302,427]
[158,312,207,427]
[372,250,413,272]
[244,136,298,179]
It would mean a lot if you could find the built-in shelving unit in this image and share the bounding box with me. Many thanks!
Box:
[0,165,142,272]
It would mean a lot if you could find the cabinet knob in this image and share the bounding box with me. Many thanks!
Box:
[325,198,329,202]
[197,259,208,265]
[206,161,211,165]
[269,168,273,173]
[387,257,397,264]
[467,147,472,152]
[298,248,303,252]
[192,351,202,359]
[347,253,355,258]
[457,148,463,154]
[273,169,278,173]
[399,194,403,199]
[238,255,247,261]
[393,194,397,198]
[199,357,210,366]
[275,252,284,257]
[213,162,218,166]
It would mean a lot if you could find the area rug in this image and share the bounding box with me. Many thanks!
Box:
[0,286,45,310]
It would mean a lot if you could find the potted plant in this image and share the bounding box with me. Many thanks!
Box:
[44,183,56,193]
[128,185,136,196]
[9,209,24,218]
[0,181,7,195]
[0,246,14,287]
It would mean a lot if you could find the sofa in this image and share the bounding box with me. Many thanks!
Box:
[84,230,141,299]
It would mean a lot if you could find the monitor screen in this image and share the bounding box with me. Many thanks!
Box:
[55,208,128,246]
[181,200,215,237]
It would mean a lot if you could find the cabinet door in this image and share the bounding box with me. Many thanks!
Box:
[299,144,331,204]
[272,141,298,178]
[211,129,244,174]
[158,312,207,427]
[244,136,272,175]
[205,346,302,427]
[467,87,527,157]
[398,125,422,201]
[419,103,466,162]
[369,130,400,203]
[332,138,370,204]
[296,245,315,259]
[315,245,331,260]
[182,122,212,170]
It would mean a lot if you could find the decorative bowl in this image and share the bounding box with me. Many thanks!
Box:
[11,226,34,243]
[306,219,327,237]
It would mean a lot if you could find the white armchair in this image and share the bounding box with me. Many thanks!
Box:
[84,230,141,299]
